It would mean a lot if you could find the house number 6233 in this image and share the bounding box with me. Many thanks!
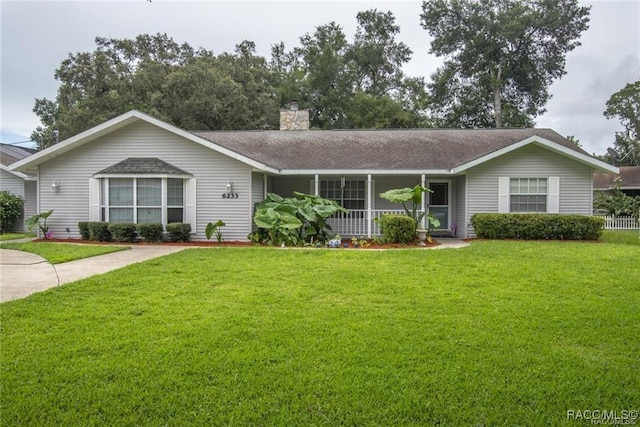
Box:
[222,192,239,199]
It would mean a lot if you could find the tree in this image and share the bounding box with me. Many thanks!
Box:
[271,9,430,129]
[216,41,280,129]
[420,0,590,128]
[295,22,354,128]
[603,80,640,166]
[31,34,279,149]
[32,33,197,148]
[347,9,412,97]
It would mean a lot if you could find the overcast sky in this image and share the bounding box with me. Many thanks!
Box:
[1,0,638,156]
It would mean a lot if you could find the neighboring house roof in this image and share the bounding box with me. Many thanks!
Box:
[10,110,618,175]
[95,158,192,176]
[594,166,640,190]
[0,143,37,166]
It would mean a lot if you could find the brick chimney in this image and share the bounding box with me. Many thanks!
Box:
[280,100,309,131]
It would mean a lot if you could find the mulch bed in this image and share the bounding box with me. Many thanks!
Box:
[35,238,440,249]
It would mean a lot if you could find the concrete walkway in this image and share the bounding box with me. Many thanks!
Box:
[0,245,186,302]
[430,238,470,249]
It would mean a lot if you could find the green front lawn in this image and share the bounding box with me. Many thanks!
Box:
[0,242,129,263]
[601,229,640,245]
[1,241,638,425]
[0,232,35,241]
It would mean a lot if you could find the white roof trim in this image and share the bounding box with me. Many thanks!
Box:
[451,136,619,174]
[9,110,280,175]
[1,164,32,180]
[93,173,194,179]
[278,169,452,176]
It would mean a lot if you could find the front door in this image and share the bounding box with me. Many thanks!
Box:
[428,182,449,230]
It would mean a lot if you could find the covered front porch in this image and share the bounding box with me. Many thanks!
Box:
[267,173,462,238]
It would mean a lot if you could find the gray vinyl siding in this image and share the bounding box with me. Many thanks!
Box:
[465,145,594,237]
[37,121,253,240]
[455,175,467,238]
[1,169,25,196]
[251,172,265,206]
[24,181,37,230]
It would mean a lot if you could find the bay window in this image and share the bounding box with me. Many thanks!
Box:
[101,178,184,224]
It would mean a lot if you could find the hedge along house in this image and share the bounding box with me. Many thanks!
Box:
[10,108,618,240]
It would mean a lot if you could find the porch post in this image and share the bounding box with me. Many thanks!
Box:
[367,174,372,238]
[421,174,427,229]
[314,174,319,196]
[263,174,268,198]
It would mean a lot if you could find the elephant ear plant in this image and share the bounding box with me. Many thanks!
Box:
[251,192,347,246]
[379,185,440,241]
[205,220,226,242]
[26,210,54,239]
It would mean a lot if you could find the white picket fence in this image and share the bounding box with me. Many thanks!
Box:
[597,215,639,230]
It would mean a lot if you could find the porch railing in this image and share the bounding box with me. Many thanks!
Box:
[327,210,422,236]
[596,215,639,230]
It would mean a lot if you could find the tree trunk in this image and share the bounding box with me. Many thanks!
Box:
[491,64,503,128]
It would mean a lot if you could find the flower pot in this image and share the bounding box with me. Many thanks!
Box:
[416,229,428,246]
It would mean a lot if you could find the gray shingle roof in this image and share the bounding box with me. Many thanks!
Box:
[192,128,585,171]
[0,143,37,166]
[594,166,640,189]
[96,158,192,175]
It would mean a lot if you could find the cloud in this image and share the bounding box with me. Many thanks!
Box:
[1,0,638,157]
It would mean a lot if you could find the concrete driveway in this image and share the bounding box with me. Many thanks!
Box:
[0,245,186,302]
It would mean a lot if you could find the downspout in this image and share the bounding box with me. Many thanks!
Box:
[421,174,426,229]
[263,173,268,199]
[314,174,319,196]
[367,174,372,238]
[36,165,41,238]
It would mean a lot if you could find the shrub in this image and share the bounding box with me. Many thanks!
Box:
[0,191,24,233]
[88,222,112,242]
[108,223,137,242]
[253,192,347,246]
[380,214,416,244]
[166,223,191,242]
[593,177,640,218]
[78,222,90,240]
[471,214,604,240]
[137,223,164,243]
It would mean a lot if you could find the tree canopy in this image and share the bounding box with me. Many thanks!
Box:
[32,9,432,148]
[603,80,640,166]
[32,4,593,149]
[420,0,590,128]
[31,34,279,148]
[273,9,429,129]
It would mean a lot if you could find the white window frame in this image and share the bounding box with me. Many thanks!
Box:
[100,177,185,224]
[499,177,560,214]
[318,178,367,210]
[427,179,452,230]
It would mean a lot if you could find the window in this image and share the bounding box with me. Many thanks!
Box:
[510,178,547,213]
[167,178,184,223]
[109,178,134,223]
[103,178,184,224]
[136,178,161,223]
[320,179,365,210]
